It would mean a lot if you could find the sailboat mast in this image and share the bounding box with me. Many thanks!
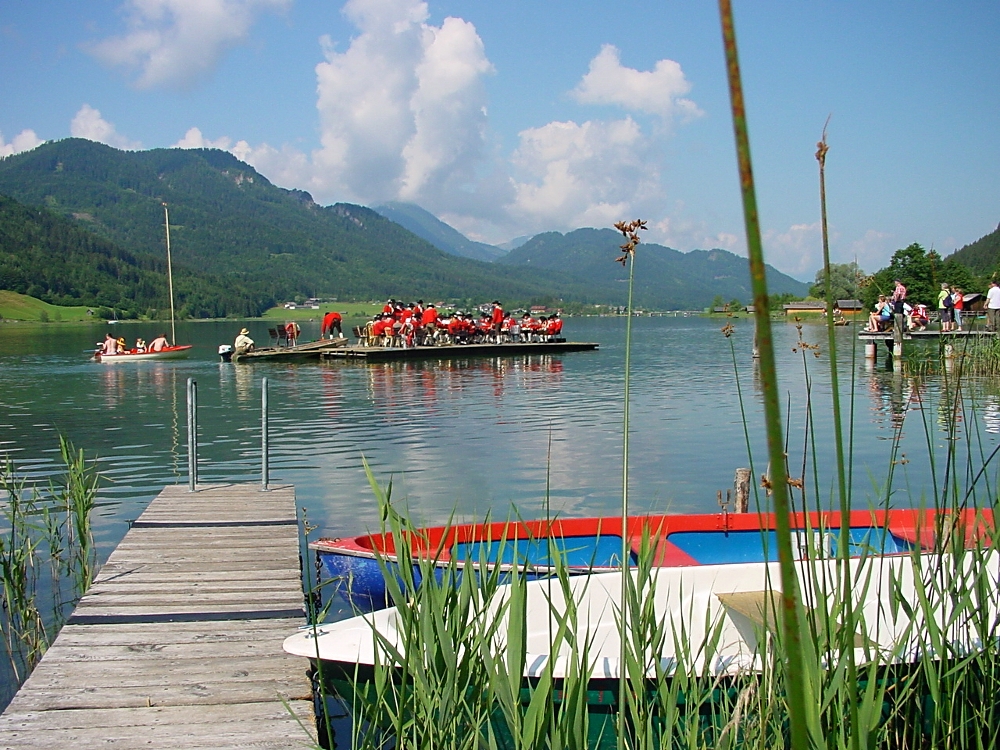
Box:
[163,203,177,345]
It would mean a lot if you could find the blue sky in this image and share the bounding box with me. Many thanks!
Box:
[1,1,997,281]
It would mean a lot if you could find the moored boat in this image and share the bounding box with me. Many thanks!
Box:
[311,507,993,612]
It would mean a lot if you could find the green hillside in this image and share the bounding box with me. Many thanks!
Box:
[946,223,1000,275]
[0,138,809,312]
[0,194,261,318]
[499,228,809,309]
[0,139,573,308]
[0,290,94,322]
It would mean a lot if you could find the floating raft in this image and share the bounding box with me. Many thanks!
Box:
[322,340,599,361]
[232,336,348,362]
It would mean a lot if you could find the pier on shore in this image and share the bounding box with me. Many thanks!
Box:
[0,483,314,749]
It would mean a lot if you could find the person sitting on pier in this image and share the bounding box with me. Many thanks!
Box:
[234,328,255,355]
[908,304,929,331]
[149,333,169,352]
[546,313,563,340]
[865,296,892,332]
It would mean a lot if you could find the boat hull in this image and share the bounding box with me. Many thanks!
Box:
[311,508,991,612]
[93,345,193,362]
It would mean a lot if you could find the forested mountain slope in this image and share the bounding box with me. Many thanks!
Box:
[499,229,809,309]
[0,194,258,318]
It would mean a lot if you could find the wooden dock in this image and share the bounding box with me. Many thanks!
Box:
[859,328,995,341]
[322,340,600,361]
[0,483,315,749]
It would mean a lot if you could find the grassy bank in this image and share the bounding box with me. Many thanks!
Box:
[0,291,96,323]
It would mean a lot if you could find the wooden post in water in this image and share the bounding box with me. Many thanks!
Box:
[893,313,904,359]
[734,467,751,513]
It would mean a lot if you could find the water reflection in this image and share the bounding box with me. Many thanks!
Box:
[3,318,1000,547]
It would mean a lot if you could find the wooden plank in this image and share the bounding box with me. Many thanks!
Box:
[1,482,314,748]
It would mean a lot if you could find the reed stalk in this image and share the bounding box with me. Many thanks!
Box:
[0,437,99,693]
[717,2,812,746]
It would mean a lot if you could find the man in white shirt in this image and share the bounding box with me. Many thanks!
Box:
[987,281,1000,331]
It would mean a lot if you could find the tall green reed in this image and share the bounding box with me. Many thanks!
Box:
[717,2,812,746]
[0,436,99,688]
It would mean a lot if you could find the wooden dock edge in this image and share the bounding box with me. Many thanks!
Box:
[0,483,317,749]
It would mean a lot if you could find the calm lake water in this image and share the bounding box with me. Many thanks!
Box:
[2,314,1000,705]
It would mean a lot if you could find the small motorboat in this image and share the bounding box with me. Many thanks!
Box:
[93,344,193,362]
[310,507,993,612]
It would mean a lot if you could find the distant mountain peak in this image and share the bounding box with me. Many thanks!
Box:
[372,201,507,262]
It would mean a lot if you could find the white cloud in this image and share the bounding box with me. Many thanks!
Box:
[508,117,663,233]
[311,0,495,208]
[571,44,702,123]
[195,1,709,253]
[70,105,142,150]
[87,0,291,89]
[0,129,43,157]
[649,216,740,254]
[848,229,894,273]
[173,127,232,150]
[761,222,824,278]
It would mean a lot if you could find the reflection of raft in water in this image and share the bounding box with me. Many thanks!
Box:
[222,337,349,363]
[321,340,599,361]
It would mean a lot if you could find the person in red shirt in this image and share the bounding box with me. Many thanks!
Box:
[321,311,342,339]
[284,321,300,346]
[490,301,504,342]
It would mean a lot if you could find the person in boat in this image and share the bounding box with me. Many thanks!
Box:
[234,327,255,355]
[102,333,117,356]
[321,311,342,339]
[135,338,147,353]
[284,321,300,347]
[149,333,169,352]
[116,336,127,353]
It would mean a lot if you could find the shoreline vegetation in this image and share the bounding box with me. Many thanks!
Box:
[0,438,98,707]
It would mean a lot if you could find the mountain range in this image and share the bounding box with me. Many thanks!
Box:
[0,138,810,316]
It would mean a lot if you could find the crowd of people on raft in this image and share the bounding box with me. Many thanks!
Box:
[98,332,171,356]
[864,279,969,333]
[230,300,561,354]
[359,300,563,348]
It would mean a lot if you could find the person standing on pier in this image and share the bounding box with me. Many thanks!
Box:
[952,287,964,330]
[284,320,300,346]
[987,281,1000,331]
[321,311,342,339]
[938,283,954,332]
[891,279,907,315]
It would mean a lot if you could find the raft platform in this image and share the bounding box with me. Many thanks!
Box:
[232,336,348,362]
[322,340,599,361]
[0,483,314,749]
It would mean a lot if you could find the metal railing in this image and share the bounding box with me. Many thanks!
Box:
[186,376,271,492]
